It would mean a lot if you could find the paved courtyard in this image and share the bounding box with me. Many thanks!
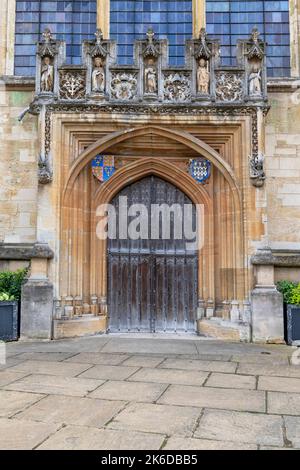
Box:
[0,334,300,450]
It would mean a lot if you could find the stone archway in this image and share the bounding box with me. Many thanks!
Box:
[59,125,245,331]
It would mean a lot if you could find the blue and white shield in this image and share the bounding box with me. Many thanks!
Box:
[189,158,211,184]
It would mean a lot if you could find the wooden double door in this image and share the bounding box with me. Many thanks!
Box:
[107,176,198,333]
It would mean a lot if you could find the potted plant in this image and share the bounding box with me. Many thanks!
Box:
[277,280,300,345]
[0,268,28,341]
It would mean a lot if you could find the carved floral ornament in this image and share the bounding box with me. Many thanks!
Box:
[163,73,191,102]
[59,70,86,100]
[216,72,244,102]
[110,72,138,100]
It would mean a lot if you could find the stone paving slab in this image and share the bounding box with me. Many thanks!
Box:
[0,370,30,387]
[231,354,289,365]
[0,418,60,450]
[12,352,76,362]
[89,380,168,402]
[79,364,140,381]
[0,390,45,417]
[0,357,26,370]
[128,367,208,386]
[160,358,237,373]
[284,416,300,448]
[38,425,165,450]
[17,395,126,427]
[237,363,300,378]
[5,374,104,397]
[108,402,201,437]
[205,373,256,390]
[258,376,300,393]
[65,352,129,365]
[8,360,93,377]
[158,385,266,412]
[164,437,257,450]
[101,338,198,355]
[195,409,284,447]
[268,392,300,415]
[121,355,165,368]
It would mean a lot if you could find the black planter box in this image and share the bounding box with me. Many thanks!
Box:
[286,304,300,345]
[0,301,18,341]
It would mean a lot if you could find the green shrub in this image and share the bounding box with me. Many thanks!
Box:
[0,292,15,301]
[290,284,300,306]
[276,280,297,304]
[0,268,28,301]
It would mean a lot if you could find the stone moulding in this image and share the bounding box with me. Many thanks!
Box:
[251,249,300,267]
[0,243,54,260]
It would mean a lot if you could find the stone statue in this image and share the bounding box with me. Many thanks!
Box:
[41,56,54,92]
[249,66,262,96]
[144,59,157,94]
[197,58,210,94]
[92,57,105,93]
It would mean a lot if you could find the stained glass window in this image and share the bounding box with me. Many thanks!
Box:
[15,0,97,76]
[110,0,193,66]
[206,0,291,77]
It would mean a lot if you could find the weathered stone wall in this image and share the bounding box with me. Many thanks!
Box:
[265,88,300,251]
[0,83,38,245]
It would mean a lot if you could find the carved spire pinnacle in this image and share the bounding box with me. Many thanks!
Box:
[95,28,103,44]
[42,28,52,44]
[143,28,160,59]
[251,27,260,44]
[38,28,56,58]
[248,27,264,60]
[194,28,211,61]
[90,28,108,59]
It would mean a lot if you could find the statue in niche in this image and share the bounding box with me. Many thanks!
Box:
[144,58,157,94]
[249,65,262,96]
[92,57,105,93]
[40,56,54,92]
[197,58,210,95]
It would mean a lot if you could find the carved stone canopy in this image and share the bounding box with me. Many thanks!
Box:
[38,28,57,58]
[142,28,160,59]
[247,28,265,61]
[194,28,212,61]
[89,28,108,59]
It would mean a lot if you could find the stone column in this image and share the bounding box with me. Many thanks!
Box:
[0,0,16,75]
[21,245,54,340]
[251,249,284,343]
[290,0,300,77]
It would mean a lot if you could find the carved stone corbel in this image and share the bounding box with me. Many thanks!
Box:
[38,154,53,184]
[249,152,266,187]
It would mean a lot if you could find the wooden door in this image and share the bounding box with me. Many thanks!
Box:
[107,176,198,332]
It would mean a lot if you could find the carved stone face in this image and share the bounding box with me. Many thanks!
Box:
[199,58,206,68]
[147,58,155,66]
[43,56,51,65]
[94,57,103,68]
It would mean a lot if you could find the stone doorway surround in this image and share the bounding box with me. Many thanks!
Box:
[17,28,285,343]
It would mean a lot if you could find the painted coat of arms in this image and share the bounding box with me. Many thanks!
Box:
[92,155,115,182]
[189,158,211,183]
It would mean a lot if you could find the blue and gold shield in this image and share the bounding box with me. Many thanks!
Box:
[92,155,115,182]
[189,158,211,184]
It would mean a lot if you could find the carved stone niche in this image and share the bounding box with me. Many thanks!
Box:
[83,28,117,99]
[36,28,66,98]
[186,28,220,101]
[135,28,168,101]
[237,28,267,101]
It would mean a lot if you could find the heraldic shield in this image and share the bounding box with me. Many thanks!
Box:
[189,158,211,184]
[92,155,115,182]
